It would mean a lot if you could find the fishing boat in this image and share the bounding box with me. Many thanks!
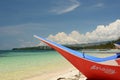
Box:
[34,35,120,80]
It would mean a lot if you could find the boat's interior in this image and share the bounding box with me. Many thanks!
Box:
[99,58,120,66]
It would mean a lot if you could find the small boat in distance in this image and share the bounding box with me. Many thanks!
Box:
[34,35,120,80]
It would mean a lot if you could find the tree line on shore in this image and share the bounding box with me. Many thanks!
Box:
[12,38,120,50]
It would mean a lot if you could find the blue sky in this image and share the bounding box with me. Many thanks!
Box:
[0,0,120,50]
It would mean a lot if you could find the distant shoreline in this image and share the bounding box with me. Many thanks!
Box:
[12,38,120,51]
[1,37,119,51]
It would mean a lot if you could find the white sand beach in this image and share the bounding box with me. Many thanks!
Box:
[24,67,86,80]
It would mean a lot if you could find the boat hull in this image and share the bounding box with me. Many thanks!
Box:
[48,43,120,80]
[34,35,120,80]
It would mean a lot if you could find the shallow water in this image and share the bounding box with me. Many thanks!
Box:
[0,51,61,80]
[0,50,115,80]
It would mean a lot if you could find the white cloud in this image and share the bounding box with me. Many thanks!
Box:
[0,23,48,49]
[48,32,78,44]
[47,19,120,44]
[87,3,104,9]
[94,3,104,8]
[50,0,80,14]
[18,39,35,47]
[0,23,47,36]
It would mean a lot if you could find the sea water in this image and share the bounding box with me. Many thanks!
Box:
[0,50,115,80]
[0,50,73,80]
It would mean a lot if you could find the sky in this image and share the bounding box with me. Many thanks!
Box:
[0,0,120,50]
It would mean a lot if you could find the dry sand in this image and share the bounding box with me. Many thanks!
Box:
[24,67,86,80]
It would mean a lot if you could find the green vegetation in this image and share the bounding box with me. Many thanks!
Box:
[12,38,120,50]
[83,42,114,49]
[12,46,53,50]
[83,38,120,49]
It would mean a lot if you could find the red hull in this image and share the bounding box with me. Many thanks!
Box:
[34,35,120,80]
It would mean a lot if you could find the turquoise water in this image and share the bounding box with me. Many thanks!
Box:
[0,50,70,80]
[0,50,115,80]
